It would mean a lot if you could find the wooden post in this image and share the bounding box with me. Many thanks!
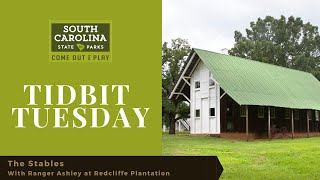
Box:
[246,105,249,142]
[291,110,294,139]
[307,110,310,138]
[268,107,271,140]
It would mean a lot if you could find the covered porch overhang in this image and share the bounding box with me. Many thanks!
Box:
[221,94,320,141]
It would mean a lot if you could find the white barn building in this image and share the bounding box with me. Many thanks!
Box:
[170,48,320,140]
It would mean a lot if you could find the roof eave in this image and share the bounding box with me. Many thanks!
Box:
[169,49,196,100]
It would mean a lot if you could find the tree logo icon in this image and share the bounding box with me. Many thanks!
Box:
[77,44,85,51]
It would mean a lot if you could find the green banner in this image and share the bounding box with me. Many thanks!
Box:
[0,0,161,156]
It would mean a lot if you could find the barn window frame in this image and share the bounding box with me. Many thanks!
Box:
[195,109,200,118]
[270,107,275,118]
[240,106,247,117]
[209,108,216,117]
[195,81,200,90]
[285,109,290,119]
[258,107,264,118]
[209,78,215,87]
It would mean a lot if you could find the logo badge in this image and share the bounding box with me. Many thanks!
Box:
[49,21,111,62]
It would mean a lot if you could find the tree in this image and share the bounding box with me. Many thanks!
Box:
[162,38,191,134]
[229,15,320,79]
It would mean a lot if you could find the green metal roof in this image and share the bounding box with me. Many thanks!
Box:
[194,48,320,110]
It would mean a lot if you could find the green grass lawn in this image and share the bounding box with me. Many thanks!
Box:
[162,133,320,180]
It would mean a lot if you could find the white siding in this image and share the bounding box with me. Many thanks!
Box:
[190,61,220,134]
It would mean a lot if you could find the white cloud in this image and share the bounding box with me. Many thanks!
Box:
[163,0,320,53]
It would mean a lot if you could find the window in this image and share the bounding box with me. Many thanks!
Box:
[258,107,264,118]
[209,72,215,87]
[308,110,312,120]
[210,108,215,117]
[316,111,319,121]
[195,81,200,89]
[240,105,247,117]
[270,107,275,118]
[195,109,200,118]
[285,109,290,119]
[294,110,299,120]
[209,78,215,86]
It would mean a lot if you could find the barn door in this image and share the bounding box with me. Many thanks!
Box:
[201,98,209,133]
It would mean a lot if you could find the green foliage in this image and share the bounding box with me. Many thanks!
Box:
[163,134,320,179]
[229,15,320,79]
[162,38,191,134]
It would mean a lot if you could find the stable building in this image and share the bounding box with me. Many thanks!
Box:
[170,48,320,140]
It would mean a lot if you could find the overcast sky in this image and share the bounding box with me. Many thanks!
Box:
[163,0,320,53]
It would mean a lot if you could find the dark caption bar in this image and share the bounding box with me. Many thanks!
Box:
[0,156,223,179]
